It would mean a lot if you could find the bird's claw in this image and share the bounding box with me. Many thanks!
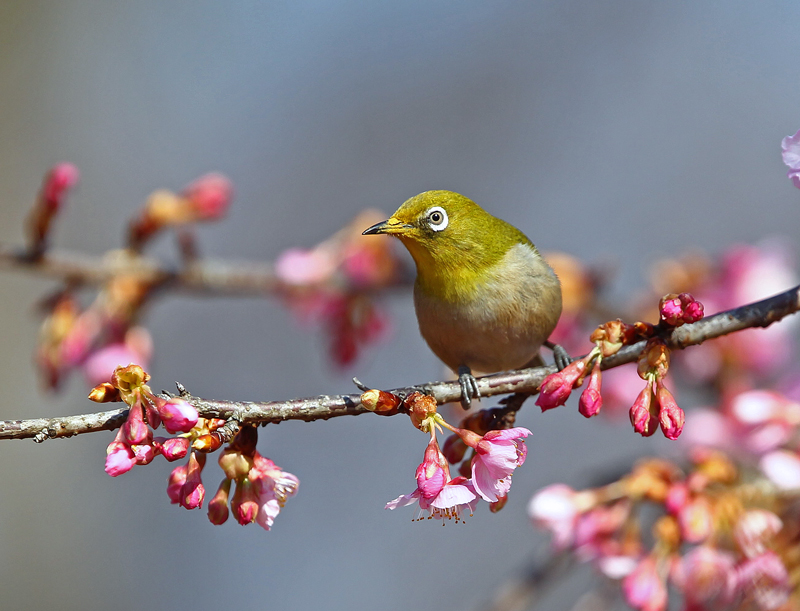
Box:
[546,341,573,371]
[457,366,480,409]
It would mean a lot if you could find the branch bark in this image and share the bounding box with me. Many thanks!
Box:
[2,284,798,442]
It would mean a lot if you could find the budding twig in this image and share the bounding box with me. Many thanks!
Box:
[1,284,798,442]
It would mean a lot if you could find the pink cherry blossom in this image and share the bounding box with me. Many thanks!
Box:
[275,247,337,285]
[468,427,531,502]
[386,437,478,522]
[41,162,80,210]
[528,484,581,549]
[735,510,783,558]
[630,382,658,437]
[250,455,299,531]
[736,551,790,610]
[672,545,737,607]
[781,129,800,188]
[656,383,684,440]
[759,450,800,490]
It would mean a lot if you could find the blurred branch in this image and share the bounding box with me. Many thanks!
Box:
[0,243,409,297]
[1,284,798,442]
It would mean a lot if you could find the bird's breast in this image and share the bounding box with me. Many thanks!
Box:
[414,242,562,374]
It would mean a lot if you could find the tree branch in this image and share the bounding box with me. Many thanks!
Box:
[1,284,798,442]
[0,243,409,296]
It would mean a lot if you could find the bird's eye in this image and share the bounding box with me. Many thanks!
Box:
[426,206,448,232]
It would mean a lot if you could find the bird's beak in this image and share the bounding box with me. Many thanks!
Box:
[362,217,412,236]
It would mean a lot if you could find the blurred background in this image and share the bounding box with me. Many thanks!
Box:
[1,1,799,609]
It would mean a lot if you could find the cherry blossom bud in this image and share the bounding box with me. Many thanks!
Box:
[158,398,198,434]
[208,480,231,525]
[578,361,603,418]
[159,436,190,461]
[120,403,149,445]
[442,434,468,464]
[231,479,260,525]
[637,339,670,379]
[629,382,658,437]
[659,294,684,326]
[131,442,156,465]
[105,441,136,477]
[622,556,667,611]
[88,382,121,403]
[679,497,713,543]
[28,163,80,254]
[682,297,704,323]
[489,494,508,513]
[360,389,401,415]
[167,464,188,504]
[179,452,206,510]
[192,433,224,453]
[219,448,254,481]
[656,382,684,440]
[535,359,586,411]
[182,172,232,221]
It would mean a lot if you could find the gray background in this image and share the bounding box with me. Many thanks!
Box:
[1,2,799,610]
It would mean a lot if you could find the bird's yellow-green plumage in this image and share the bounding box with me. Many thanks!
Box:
[363,190,562,388]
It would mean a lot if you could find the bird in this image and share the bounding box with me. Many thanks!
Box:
[362,190,566,408]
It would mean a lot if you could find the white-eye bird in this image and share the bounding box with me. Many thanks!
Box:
[363,190,566,408]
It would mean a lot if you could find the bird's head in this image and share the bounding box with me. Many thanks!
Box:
[362,190,532,290]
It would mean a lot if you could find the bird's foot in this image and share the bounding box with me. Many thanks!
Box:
[545,341,573,371]
[457,365,480,409]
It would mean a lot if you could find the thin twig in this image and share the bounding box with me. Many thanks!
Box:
[1,285,798,442]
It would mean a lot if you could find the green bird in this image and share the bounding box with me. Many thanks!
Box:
[363,190,566,408]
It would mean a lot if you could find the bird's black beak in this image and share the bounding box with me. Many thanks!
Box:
[362,218,412,236]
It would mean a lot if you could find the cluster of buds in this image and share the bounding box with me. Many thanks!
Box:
[535,294,703,442]
[95,364,299,529]
[128,173,233,250]
[367,391,531,521]
[536,319,636,416]
[206,426,299,529]
[530,451,795,610]
[274,210,404,367]
[629,338,685,440]
[659,292,704,327]
[90,364,199,476]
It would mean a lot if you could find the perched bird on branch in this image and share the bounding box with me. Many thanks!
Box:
[363,190,566,408]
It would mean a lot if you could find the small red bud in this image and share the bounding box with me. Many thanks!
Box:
[360,389,402,415]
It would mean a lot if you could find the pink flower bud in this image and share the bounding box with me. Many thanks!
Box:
[578,361,603,418]
[121,403,150,445]
[536,360,586,411]
[218,448,254,481]
[159,436,190,461]
[167,464,188,504]
[159,398,198,434]
[629,382,658,437]
[659,294,684,326]
[208,480,231,525]
[656,383,684,440]
[177,452,205,510]
[131,442,156,465]
[682,298,704,323]
[105,441,136,477]
[42,163,79,211]
[231,479,259,525]
[622,556,667,611]
[182,173,232,220]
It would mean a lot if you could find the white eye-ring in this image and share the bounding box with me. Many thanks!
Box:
[426,206,448,231]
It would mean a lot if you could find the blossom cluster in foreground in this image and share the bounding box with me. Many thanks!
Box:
[362,390,531,521]
[91,364,298,530]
